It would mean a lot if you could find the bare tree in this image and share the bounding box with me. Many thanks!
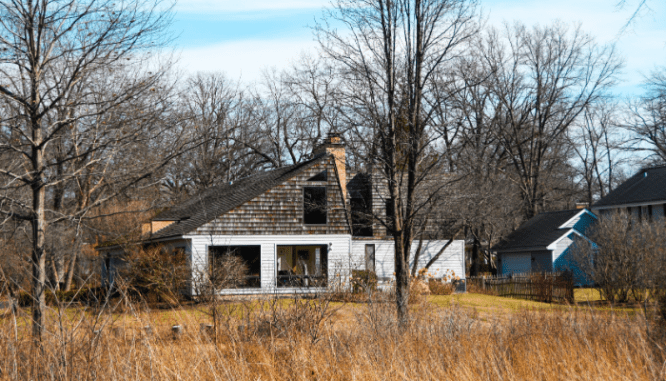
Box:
[625,68,666,164]
[435,51,523,275]
[484,23,622,219]
[568,101,624,207]
[317,0,479,325]
[0,0,189,340]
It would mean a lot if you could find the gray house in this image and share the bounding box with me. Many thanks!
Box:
[592,165,666,219]
[494,209,597,284]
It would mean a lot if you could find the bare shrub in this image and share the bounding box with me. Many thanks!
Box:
[121,245,189,306]
[350,270,378,294]
[209,254,248,290]
[572,213,666,304]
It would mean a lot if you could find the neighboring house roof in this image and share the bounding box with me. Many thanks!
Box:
[149,154,329,240]
[493,209,596,252]
[593,166,666,208]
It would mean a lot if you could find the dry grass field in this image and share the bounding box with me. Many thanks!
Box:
[0,292,663,381]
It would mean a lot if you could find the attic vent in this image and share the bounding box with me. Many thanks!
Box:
[308,170,327,182]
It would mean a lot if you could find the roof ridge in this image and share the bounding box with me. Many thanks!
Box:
[149,154,330,239]
[537,209,580,215]
[640,164,666,171]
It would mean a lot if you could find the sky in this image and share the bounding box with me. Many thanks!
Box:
[171,0,666,98]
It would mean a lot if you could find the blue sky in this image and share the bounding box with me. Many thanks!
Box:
[170,0,665,97]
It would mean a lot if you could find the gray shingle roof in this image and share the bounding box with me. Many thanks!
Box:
[148,154,328,240]
[493,209,581,252]
[594,166,666,208]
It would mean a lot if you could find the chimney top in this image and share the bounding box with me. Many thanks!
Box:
[324,132,342,145]
[313,132,347,200]
[314,132,343,156]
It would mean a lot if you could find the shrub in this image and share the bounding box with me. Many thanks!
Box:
[17,286,108,307]
[122,245,189,305]
[571,214,666,304]
[428,278,454,295]
[350,270,378,294]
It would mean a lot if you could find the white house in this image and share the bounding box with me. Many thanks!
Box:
[99,135,465,295]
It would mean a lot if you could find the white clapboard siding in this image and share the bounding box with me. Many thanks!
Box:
[351,239,465,281]
[185,234,353,295]
[552,235,573,263]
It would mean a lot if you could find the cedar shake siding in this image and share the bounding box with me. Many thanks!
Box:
[194,156,349,235]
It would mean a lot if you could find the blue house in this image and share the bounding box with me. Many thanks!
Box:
[493,209,597,285]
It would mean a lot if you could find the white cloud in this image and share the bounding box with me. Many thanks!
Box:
[175,0,328,13]
[177,38,318,83]
[173,0,666,94]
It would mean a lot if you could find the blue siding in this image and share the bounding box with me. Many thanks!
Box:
[572,212,597,235]
[553,235,593,286]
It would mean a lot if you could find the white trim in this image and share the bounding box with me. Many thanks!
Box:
[558,208,597,229]
[546,229,594,250]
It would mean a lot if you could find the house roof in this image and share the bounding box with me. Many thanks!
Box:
[594,166,666,208]
[493,209,584,252]
[148,154,329,240]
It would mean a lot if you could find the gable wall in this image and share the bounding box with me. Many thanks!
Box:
[195,156,350,235]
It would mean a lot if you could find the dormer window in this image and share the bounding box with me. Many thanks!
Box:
[304,187,327,225]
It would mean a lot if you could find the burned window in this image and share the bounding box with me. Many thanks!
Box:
[304,187,327,225]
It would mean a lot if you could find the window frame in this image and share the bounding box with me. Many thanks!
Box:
[303,186,328,225]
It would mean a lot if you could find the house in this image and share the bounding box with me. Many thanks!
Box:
[493,209,597,285]
[100,135,465,295]
[592,165,666,219]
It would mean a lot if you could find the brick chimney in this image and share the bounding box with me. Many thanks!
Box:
[314,133,347,200]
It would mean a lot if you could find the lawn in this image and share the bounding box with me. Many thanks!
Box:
[430,293,557,312]
[574,288,604,303]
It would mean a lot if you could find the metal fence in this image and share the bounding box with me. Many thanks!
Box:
[467,272,574,303]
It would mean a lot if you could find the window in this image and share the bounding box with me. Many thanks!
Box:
[385,200,395,220]
[304,187,327,225]
[277,245,328,288]
[208,246,261,288]
[365,244,376,272]
[351,197,372,236]
[385,200,395,229]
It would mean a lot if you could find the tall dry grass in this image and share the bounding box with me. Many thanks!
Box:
[0,293,664,380]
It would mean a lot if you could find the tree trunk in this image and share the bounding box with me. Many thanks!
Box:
[471,233,480,276]
[394,232,410,326]
[50,256,61,292]
[31,182,47,341]
[64,251,78,292]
